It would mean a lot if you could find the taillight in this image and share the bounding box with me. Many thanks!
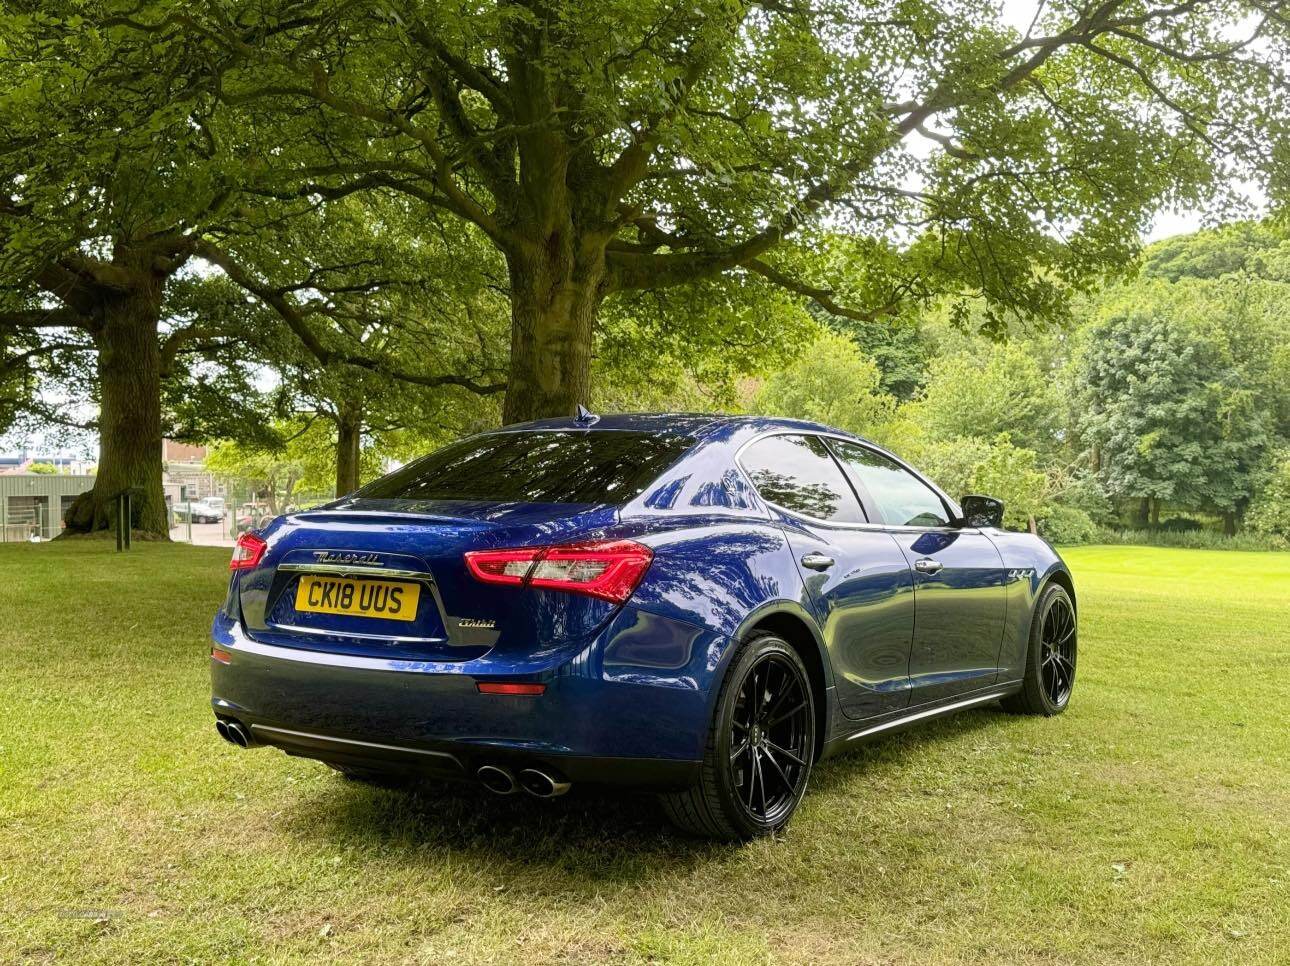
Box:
[464,539,653,604]
[462,547,541,586]
[229,532,268,571]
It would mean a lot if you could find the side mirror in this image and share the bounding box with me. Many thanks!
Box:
[960,494,1004,529]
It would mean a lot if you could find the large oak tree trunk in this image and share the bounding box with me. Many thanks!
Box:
[335,401,363,496]
[502,247,604,424]
[63,280,169,537]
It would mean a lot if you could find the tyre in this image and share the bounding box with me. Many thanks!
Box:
[660,632,815,839]
[1001,582,1077,716]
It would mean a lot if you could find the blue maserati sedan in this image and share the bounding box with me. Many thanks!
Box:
[210,412,1077,838]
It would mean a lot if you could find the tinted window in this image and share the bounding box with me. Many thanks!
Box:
[740,435,865,523]
[351,431,692,505]
[831,441,950,527]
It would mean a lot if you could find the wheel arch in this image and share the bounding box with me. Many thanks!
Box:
[1042,566,1077,616]
[742,607,831,763]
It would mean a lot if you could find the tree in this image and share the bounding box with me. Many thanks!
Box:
[1246,449,1290,542]
[0,8,235,534]
[1074,312,1269,531]
[1083,224,1290,532]
[912,434,1050,531]
[752,330,897,441]
[905,343,1062,453]
[141,0,1289,423]
[0,8,320,534]
[1,9,509,532]
[1143,222,1290,283]
[193,193,511,493]
[205,420,376,512]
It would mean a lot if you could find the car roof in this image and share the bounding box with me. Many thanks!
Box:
[494,412,871,443]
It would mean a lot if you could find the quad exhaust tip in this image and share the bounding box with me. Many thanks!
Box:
[215,719,256,749]
[517,768,571,798]
[476,764,518,795]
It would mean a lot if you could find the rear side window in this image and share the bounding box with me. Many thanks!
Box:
[352,431,693,505]
[739,434,865,523]
[830,440,951,527]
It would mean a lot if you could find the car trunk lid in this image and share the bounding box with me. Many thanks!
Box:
[235,501,623,661]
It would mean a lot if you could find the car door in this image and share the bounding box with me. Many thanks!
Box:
[828,440,1006,705]
[738,434,915,720]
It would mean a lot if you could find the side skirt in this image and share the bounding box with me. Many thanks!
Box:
[820,683,1021,759]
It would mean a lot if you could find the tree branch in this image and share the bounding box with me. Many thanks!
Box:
[195,240,507,396]
[743,260,902,323]
[0,306,92,330]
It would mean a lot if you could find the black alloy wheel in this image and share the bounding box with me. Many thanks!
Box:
[660,632,816,839]
[729,651,813,825]
[1001,582,1078,716]
[1040,592,1077,708]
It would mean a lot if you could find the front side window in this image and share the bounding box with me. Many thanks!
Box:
[831,441,951,527]
[348,431,693,505]
[739,434,865,523]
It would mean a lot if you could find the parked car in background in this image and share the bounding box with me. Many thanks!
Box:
[234,503,273,534]
[210,413,1077,839]
[173,500,223,524]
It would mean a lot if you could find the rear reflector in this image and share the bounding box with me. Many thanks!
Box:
[465,539,653,603]
[477,682,546,696]
[229,532,268,571]
[210,647,233,665]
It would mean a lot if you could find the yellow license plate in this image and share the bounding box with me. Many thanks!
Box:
[294,576,421,622]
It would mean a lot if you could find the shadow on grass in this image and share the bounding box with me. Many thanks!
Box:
[282,707,1007,880]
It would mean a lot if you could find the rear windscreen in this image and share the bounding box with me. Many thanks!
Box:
[350,431,694,505]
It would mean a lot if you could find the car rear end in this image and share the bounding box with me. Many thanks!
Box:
[209,423,726,793]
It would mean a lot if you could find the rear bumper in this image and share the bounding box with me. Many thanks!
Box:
[210,609,733,788]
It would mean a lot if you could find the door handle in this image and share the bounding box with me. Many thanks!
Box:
[914,557,943,574]
[800,553,835,571]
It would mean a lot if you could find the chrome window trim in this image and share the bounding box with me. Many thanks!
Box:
[733,431,869,527]
[823,435,960,528]
[734,430,969,534]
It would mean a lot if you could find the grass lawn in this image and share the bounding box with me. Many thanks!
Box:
[0,541,1286,964]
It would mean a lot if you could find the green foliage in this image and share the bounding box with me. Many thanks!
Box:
[1094,528,1288,552]
[1247,451,1290,540]
[905,342,1062,453]
[1037,505,1099,546]
[1075,311,1269,516]
[751,330,896,442]
[597,274,816,412]
[909,434,1048,530]
[25,461,57,475]
[1050,471,1118,529]
[85,0,1290,421]
[205,420,382,510]
[1142,223,1290,282]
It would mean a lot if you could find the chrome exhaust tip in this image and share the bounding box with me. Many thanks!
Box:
[224,720,255,749]
[477,764,518,795]
[517,768,571,798]
[214,720,232,744]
